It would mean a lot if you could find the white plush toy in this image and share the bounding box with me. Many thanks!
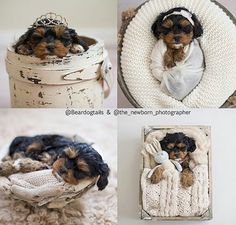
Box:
[145,139,182,179]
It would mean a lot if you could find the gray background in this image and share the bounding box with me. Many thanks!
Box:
[118,0,236,108]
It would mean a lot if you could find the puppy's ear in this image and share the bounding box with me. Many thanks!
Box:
[97,163,110,191]
[9,136,26,155]
[14,28,34,48]
[185,137,196,152]
[191,14,203,38]
[151,13,165,39]
[68,28,89,51]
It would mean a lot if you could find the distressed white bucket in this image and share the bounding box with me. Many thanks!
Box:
[6,36,112,108]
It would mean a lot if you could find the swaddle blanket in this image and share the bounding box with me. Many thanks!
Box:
[150,39,204,100]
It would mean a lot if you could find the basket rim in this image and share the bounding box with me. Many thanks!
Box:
[117,0,236,108]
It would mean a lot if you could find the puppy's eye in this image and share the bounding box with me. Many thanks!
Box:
[60,37,71,46]
[167,143,175,149]
[32,35,43,42]
[182,25,193,34]
[74,170,88,179]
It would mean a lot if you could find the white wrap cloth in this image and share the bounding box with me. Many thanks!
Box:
[150,39,204,100]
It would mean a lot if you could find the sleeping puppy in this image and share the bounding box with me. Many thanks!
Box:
[0,135,109,190]
[151,132,196,188]
[14,15,89,59]
[150,7,204,100]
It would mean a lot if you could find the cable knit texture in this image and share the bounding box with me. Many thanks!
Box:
[141,127,210,217]
[121,0,236,108]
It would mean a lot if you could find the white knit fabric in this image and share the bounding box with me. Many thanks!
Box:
[141,127,210,217]
[121,0,236,108]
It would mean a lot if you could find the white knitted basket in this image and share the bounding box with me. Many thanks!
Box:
[140,126,212,219]
[6,36,112,108]
[121,0,236,108]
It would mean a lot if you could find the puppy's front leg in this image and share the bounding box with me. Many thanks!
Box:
[150,166,165,184]
[164,48,175,68]
[173,48,185,62]
[180,168,194,188]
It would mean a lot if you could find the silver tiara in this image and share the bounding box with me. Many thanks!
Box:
[32,12,68,28]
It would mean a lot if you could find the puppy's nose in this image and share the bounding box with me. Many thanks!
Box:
[174,36,180,43]
[47,45,55,52]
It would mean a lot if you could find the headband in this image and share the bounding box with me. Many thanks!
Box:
[163,10,194,26]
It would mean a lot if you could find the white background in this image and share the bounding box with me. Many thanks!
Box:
[118,0,236,108]
[118,109,236,225]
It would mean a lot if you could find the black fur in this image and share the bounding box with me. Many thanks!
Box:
[151,7,203,39]
[160,132,196,153]
[9,134,110,190]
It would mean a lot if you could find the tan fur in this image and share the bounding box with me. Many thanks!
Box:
[26,141,43,153]
[64,147,78,159]
[62,169,80,185]
[77,159,90,173]
[52,158,65,175]
[164,48,175,68]
[150,166,165,184]
[54,26,66,37]
[180,168,194,188]
[179,19,191,27]
[162,19,173,28]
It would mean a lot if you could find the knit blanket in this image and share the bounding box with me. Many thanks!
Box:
[121,0,236,108]
[141,127,210,217]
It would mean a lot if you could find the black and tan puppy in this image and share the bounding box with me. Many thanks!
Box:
[151,132,196,188]
[1,134,109,190]
[151,7,203,68]
[14,16,89,59]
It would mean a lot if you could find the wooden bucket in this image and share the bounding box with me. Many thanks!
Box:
[6,36,112,108]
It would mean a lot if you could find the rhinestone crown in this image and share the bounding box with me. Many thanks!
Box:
[33,12,68,28]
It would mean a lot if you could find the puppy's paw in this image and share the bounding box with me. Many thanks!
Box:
[16,45,33,55]
[174,48,184,62]
[164,49,175,68]
[70,44,85,54]
[150,166,164,184]
[180,168,194,188]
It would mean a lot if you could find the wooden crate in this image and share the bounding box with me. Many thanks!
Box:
[139,125,212,220]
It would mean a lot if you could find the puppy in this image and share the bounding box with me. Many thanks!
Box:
[150,7,204,100]
[1,134,109,190]
[151,132,196,188]
[14,18,89,59]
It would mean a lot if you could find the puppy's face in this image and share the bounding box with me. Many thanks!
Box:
[159,16,194,49]
[52,145,110,190]
[160,132,196,162]
[151,7,203,49]
[27,26,73,59]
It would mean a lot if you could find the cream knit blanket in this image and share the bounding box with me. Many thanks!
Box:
[141,127,210,217]
[121,0,236,108]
